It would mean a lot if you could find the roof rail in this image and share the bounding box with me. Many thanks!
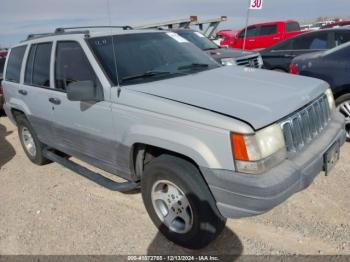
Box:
[24,30,90,42]
[23,25,133,42]
[54,25,133,33]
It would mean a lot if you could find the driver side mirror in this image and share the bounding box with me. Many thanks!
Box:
[66,80,103,102]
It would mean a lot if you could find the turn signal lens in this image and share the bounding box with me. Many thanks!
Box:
[231,133,249,161]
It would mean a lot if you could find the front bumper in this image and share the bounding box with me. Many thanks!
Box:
[202,112,346,218]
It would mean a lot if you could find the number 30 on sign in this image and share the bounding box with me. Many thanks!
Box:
[250,0,263,9]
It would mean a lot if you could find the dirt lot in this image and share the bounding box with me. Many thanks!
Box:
[0,115,349,256]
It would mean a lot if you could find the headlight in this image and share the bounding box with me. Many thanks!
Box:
[325,88,335,110]
[221,58,236,66]
[257,56,264,67]
[231,124,287,175]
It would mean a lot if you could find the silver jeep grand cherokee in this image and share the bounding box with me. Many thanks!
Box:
[2,27,346,249]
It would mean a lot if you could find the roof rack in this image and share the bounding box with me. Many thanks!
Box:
[134,16,227,38]
[25,30,90,41]
[134,16,198,30]
[54,25,133,33]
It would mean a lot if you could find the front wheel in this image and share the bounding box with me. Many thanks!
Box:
[336,94,350,142]
[141,155,226,249]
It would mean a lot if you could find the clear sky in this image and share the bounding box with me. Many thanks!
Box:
[0,0,349,47]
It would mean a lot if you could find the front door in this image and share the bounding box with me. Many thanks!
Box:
[49,40,119,175]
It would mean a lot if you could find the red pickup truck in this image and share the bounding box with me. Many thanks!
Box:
[218,20,303,50]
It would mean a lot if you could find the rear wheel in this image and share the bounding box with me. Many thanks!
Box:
[141,155,226,249]
[17,115,51,165]
[336,94,350,142]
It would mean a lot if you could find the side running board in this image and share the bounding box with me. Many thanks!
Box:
[43,149,140,192]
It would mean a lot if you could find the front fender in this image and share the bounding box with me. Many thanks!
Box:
[125,125,222,169]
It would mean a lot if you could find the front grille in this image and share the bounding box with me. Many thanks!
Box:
[280,95,331,153]
[235,55,261,68]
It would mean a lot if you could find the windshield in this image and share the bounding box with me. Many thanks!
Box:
[88,32,219,85]
[176,30,218,50]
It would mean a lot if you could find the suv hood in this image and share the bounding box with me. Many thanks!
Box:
[126,66,328,130]
[206,48,256,60]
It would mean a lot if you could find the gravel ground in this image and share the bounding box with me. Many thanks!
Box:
[0,115,349,256]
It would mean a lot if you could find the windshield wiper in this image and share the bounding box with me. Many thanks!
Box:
[178,63,210,70]
[121,71,173,83]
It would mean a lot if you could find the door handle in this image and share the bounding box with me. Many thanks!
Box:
[18,89,28,96]
[49,97,61,105]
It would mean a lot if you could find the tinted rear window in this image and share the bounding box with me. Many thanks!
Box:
[0,57,5,77]
[259,25,277,36]
[24,43,52,87]
[5,45,27,83]
[286,22,300,32]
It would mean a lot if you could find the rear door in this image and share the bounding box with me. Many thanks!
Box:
[258,23,280,48]
[50,40,120,176]
[21,42,56,145]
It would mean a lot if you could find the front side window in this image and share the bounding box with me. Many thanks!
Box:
[259,25,277,36]
[5,45,27,83]
[55,41,101,91]
[25,42,52,87]
[238,26,257,38]
[88,32,219,86]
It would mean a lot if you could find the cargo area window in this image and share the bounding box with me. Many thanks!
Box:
[55,41,101,91]
[25,42,52,87]
[5,45,26,83]
[286,22,300,32]
[335,32,350,47]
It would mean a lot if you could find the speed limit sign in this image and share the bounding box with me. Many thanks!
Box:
[250,0,263,9]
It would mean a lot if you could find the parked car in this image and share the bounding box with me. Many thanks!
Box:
[0,56,6,112]
[261,28,350,72]
[321,21,350,29]
[3,27,346,249]
[222,20,303,50]
[290,41,350,141]
[172,29,263,68]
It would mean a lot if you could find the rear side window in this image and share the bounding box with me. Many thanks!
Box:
[335,32,350,47]
[0,57,6,76]
[55,41,100,91]
[286,22,300,32]
[293,33,328,50]
[259,25,277,36]
[5,45,26,83]
[25,42,52,87]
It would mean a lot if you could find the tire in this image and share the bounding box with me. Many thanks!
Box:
[335,93,350,142]
[141,155,226,249]
[17,115,51,165]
